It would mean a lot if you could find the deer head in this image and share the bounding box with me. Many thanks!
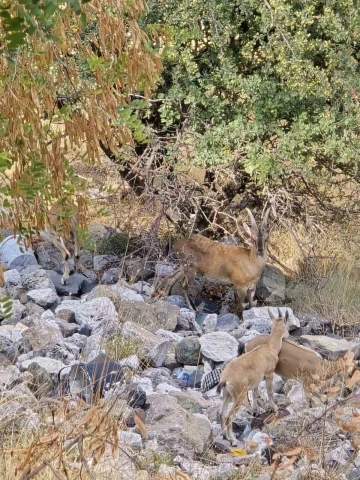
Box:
[243,207,271,257]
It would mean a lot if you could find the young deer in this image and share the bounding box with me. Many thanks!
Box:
[155,208,271,311]
[217,309,289,446]
[43,201,82,285]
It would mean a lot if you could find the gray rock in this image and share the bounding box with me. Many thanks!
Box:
[155,329,183,343]
[117,300,178,332]
[0,365,21,391]
[231,326,247,340]
[155,262,175,277]
[34,241,64,270]
[93,444,136,479]
[7,299,26,324]
[175,337,201,365]
[202,314,218,333]
[199,332,238,362]
[21,315,63,353]
[110,281,144,302]
[26,287,59,308]
[3,269,21,286]
[20,356,65,376]
[66,333,87,350]
[24,302,45,317]
[216,313,239,332]
[46,270,88,296]
[21,268,56,291]
[55,319,79,338]
[0,401,40,433]
[242,306,300,332]
[0,323,28,360]
[55,300,81,316]
[300,335,360,360]
[325,440,353,466]
[124,255,153,281]
[79,249,93,268]
[102,267,120,285]
[122,321,170,367]
[118,354,140,370]
[86,285,123,309]
[146,394,212,458]
[56,309,75,323]
[75,297,118,329]
[297,313,332,335]
[93,254,120,273]
[347,469,360,480]
[257,264,286,303]
[165,295,188,308]
[237,329,263,344]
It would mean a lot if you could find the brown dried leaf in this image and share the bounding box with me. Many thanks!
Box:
[282,447,302,457]
[245,439,259,449]
[38,431,60,445]
[346,370,360,390]
[134,412,148,439]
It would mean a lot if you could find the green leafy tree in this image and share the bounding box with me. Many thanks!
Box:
[145,0,360,213]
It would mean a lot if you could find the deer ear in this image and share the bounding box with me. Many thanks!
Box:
[268,308,276,321]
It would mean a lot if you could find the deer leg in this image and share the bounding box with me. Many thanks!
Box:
[219,387,232,440]
[251,386,263,415]
[225,386,246,446]
[264,374,278,412]
[180,267,197,311]
[52,236,71,285]
[246,285,257,308]
[73,230,81,272]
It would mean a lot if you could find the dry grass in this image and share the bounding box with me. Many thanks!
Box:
[105,335,142,362]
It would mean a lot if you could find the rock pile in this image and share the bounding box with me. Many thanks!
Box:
[0,235,359,479]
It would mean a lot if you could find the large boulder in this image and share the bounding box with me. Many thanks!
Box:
[256,265,286,303]
[242,306,300,332]
[21,314,63,354]
[199,332,238,362]
[300,335,360,360]
[21,267,55,291]
[121,321,170,367]
[146,394,212,459]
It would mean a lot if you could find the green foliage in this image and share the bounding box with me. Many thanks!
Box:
[146,0,360,188]
[0,295,12,321]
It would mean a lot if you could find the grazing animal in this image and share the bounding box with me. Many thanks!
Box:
[217,309,289,445]
[243,335,324,381]
[154,207,271,311]
[44,201,82,285]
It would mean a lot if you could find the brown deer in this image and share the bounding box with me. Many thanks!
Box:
[154,207,271,311]
[218,309,289,445]
[43,201,82,285]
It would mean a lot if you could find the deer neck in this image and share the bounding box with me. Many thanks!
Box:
[268,326,285,355]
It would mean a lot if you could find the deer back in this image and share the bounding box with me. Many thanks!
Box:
[173,234,263,285]
[245,336,323,379]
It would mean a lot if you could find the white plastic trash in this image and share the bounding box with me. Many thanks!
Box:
[0,235,38,271]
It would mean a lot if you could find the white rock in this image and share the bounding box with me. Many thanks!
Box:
[118,431,143,450]
[156,382,181,394]
[131,376,154,395]
[75,297,118,328]
[119,354,140,370]
[301,335,360,360]
[55,300,81,315]
[111,283,144,302]
[199,332,238,362]
[41,309,55,320]
[26,287,59,308]
[238,329,263,344]
[243,306,300,332]
[20,357,65,376]
[3,269,21,285]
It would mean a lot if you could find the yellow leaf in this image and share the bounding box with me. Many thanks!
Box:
[231,448,248,457]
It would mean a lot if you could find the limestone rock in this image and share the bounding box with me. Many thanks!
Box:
[199,332,238,362]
